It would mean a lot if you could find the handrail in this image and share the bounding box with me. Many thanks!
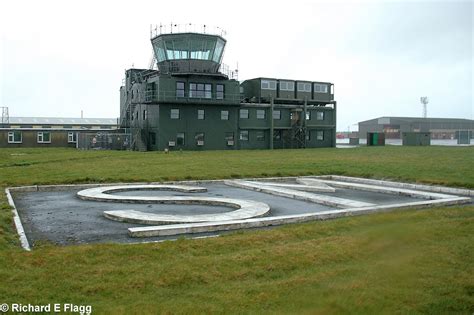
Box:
[151,23,227,38]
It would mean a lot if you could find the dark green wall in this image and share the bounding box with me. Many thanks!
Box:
[157,104,239,151]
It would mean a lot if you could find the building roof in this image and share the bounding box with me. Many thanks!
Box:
[359,116,474,125]
[7,117,117,125]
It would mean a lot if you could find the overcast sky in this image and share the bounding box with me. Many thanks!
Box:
[1,0,472,131]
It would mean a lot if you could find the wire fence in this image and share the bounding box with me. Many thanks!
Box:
[77,133,130,150]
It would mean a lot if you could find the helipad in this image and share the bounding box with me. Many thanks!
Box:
[7,176,472,250]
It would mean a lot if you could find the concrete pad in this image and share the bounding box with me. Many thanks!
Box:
[8,176,472,249]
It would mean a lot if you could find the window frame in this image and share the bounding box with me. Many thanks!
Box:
[261,79,277,90]
[176,81,185,98]
[170,108,180,119]
[37,131,51,143]
[189,83,212,99]
[239,130,249,141]
[279,81,294,91]
[297,82,311,92]
[239,109,249,119]
[314,83,328,93]
[221,110,229,120]
[316,111,325,121]
[197,109,205,120]
[316,130,324,141]
[68,132,77,143]
[8,131,22,143]
[273,110,281,120]
[216,84,224,100]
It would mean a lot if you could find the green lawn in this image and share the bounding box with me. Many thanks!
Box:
[0,147,473,314]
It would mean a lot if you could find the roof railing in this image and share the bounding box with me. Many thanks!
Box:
[150,23,227,38]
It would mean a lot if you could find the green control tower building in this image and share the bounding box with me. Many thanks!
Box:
[120,24,336,151]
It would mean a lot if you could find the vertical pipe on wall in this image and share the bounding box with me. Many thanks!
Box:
[333,101,337,147]
[270,97,274,150]
[303,97,307,148]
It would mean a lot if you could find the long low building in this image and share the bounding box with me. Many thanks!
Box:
[0,117,118,148]
[358,117,474,139]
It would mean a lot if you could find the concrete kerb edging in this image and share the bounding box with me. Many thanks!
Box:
[316,175,474,197]
[128,196,471,237]
[5,188,31,251]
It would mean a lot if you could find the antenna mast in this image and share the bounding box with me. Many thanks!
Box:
[420,97,428,118]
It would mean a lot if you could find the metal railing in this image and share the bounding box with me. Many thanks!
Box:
[143,90,241,104]
[151,23,227,38]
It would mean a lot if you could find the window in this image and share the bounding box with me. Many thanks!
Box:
[297,82,311,92]
[170,109,180,119]
[225,132,234,145]
[256,131,265,141]
[8,131,22,143]
[216,84,224,100]
[195,132,204,146]
[37,132,51,143]
[177,132,185,145]
[143,109,147,120]
[197,109,205,120]
[221,110,229,120]
[176,82,185,98]
[273,110,281,120]
[306,111,311,120]
[205,84,212,99]
[316,111,324,120]
[316,130,324,141]
[273,130,282,140]
[305,132,311,141]
[239,130,249,141]
[314,83,328,93]
[189,83,212,98]
[261,79,277,90]
[68,132,77,143]
[257,110,265,119]
[279,81,294,91]
[240,109,249,119]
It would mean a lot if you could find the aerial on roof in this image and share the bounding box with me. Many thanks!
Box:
[8,117,117,125]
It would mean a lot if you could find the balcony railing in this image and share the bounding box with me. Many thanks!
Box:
[151,24,227,38]
[143,90,241,104]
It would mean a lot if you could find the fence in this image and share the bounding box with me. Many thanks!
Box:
[77,132,130,150]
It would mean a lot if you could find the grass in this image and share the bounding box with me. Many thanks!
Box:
[0,146,473,314]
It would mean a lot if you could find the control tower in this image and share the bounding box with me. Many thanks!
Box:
[151,24,227,76]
